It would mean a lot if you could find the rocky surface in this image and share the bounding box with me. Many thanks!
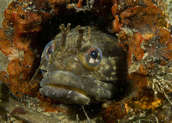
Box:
[0,0,12,27]
[0,0,171,123]
[0,94,104,123]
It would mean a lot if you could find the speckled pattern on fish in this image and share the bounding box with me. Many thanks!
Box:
[39,25,121,105]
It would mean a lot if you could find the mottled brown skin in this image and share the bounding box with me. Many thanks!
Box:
[39,25,120,105]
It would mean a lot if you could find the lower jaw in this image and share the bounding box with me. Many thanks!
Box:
[39,84,91,105]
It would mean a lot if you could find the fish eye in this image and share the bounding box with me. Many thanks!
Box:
[85,47,102,66]
[42,41,54,60]
[90,50,98,59]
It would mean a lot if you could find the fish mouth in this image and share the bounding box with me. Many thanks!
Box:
[39,71,116,105]
[40,84,91,105]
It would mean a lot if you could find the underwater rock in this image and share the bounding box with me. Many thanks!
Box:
[0,0,171,122]
[0,50,9,73]
[102,0,172,122]
[0,0,76,96]
[0,0,13,27]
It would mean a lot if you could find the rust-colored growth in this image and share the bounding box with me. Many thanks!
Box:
[6,48,37,96]
[2,1,42,51]
[38,93,68,113]
[128,88,162,110]
[110,0,168,32]
[112,15,122,33]
[123,5,166,29]
[103,102,128,123]
[111,2,118,17]
[3,5,42,35]
[0,39,12,56]
[42,102,68,113]
[13,35,32,51]
[138,64,148,75]
[0,72,9,84]
[0,0,89,98]
[8,78,39,97]
[48,0,70,5]
[0,0,170,119]
[126,28,172,93]
[167,38,172,50]
[0,29,36,96]
[0,0,75,98]
[166,40,172,60]
[0,29,10,40]
[157,28,171,43]
[34,0,50,9]
[156,28,172,60]
[0,0,46,96]
[108,1,170,121]
[103,89,162,122]
[77,0,83,8]
[118,31,130,51]
[130,93,162,111]
[111,0,121,33]
[6,47,34,76]
[154,28,172,58]
[130,32,144,61]
[7,59,23,76]
[128,74,148,92]
[126,32,145,69]
[23,49,34,70]
[0,28,14,56]
[7,63,35,96]
[133,96,162,110]
[13,12,42,35]
[120,6,141,25]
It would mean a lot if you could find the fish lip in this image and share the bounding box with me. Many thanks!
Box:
[39,85,91,105]
[40,70,116,87]
[40,70,116,102]
[39,71,91,105]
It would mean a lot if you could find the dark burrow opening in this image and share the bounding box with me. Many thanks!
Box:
[29,9,130,121]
